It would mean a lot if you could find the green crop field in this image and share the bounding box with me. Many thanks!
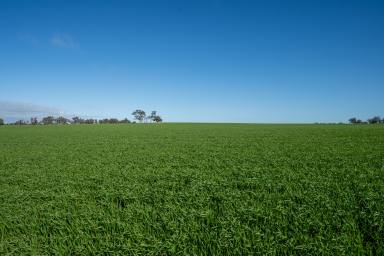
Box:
[0,123,383,255]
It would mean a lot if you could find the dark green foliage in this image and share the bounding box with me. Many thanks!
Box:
[72,116,83,124]
[153,115,162,123]
[84,118,98,124]
[0,124,383,255]
[99,118,120,124]
[349,116,383,124]
[132,109,146,122]
[119,118,131,124]
[30,117,38,125]
[14,119,27,125]
[349,117,363,124]
[56,116,69,124]
[42,116,55,125]
[368,116,382,124]
[148,111,162,123]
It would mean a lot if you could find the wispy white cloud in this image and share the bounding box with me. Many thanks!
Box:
[0,101,101,123]
[50,33,77,48]
[0,101,64,121]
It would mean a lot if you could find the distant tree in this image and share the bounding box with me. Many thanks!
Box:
[153,115,162,123]
[84,119,97,124]
[120,118,130,123]
[99,118,120,124]
[56,116,69,124]
[147,111,162,123]
[15,120,27,125]
[132,109,146,123]
[356,119,362,124]
[0,118,4,125]
[42,116,55,125]
[99,118,108,124]
[148,111,157,123]
[30,117,39,125]
[368,116,381,124]
[108,118,119,124]
[72,116,84,124]
[348,117,357,124]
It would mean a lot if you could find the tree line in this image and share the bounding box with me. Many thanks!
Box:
[0,109,162,125]
[349,116,383,124]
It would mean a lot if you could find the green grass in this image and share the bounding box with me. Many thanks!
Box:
[0,123,383,255]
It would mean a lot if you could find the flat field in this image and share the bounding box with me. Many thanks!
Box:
[0,124,383,255]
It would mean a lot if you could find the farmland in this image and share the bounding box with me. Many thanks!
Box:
[0,123,383,255]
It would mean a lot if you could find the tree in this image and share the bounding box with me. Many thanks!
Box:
[30,117,38,125]
[148,111,157,123]
[153,115,162,123]
[42,116,55,125]
[108,118,119,124]
[368,116,381,124]
[72,116,84,124]
[349,117,357,124]
[99,118,108,124]
[0,118,4,125]
[56,116,69,124]
[132,109,146,123]
[147,111,162,123]
[84,119,97,124]
[99,118,119,124]
[14,120,27,125]
[120,118,130,123]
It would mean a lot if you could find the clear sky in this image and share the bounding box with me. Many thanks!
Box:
[1,0,383,123]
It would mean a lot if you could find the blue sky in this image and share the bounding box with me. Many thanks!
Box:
[1,0,383,123]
